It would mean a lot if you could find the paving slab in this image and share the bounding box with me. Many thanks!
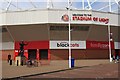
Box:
[26,63,119,79]
[2,59,113,79]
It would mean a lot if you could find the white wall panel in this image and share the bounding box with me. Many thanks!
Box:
[2,10,48,25]
[114,42,120,49]
[0,42,14,50]
[92,11,119,26]
[1,10,119,26]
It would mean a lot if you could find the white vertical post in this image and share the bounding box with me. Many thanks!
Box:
[51,0,54,8]
[68,0,71,68]
[47,0,50,9]
[108,24,112,62]
[17,0,18,11]
[5,0,12,11]
[82,0,84,10]
[87,0,92,9]
[109,0,112,12]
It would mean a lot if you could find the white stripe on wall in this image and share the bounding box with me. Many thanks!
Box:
[114,42,120,49]
[0,42,14,50]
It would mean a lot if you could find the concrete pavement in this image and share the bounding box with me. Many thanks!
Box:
[26,63,118,78]
[2,59,118,79]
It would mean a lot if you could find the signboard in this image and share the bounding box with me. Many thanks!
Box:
[50,41,86,49]
[61,14,109,24]
[86,41,114,49]
[114,42,120,49]
[72,14,109,24]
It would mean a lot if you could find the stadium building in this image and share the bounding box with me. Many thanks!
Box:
[1,1,120,60]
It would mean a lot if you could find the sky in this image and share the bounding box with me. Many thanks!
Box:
[0,0,120,13]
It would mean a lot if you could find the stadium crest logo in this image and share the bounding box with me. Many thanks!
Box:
[61,14,69,22]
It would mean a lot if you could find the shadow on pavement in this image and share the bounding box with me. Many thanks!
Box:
[2,66,91,80]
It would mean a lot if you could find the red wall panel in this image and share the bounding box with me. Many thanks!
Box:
[86,41,114,49]
[2,50,14,60]
[15,41,49,49]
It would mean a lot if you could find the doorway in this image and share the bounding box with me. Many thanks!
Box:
[39,49,48,60]
[28,49,37,60]
[115,49,119,57]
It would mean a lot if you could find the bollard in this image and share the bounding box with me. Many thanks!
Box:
[21,60,23,66]
[71,58,74,68]
[17,60,19,66]
[10,59,12,65]
[7,59,9,63]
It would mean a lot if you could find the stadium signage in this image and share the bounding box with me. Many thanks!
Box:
[86,41,114,49]
[50,41,86,49]
[57,42,79,47]
[72,14,109,24]
[61,14,69,22]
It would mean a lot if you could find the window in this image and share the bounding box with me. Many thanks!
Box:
[50,26,89,31]
[0,27,8,33]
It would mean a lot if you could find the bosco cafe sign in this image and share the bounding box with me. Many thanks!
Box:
[62,14,109,24]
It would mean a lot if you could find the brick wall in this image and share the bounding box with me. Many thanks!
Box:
[1,50,14,60]
[50,50,68,60]
[50,49,115,60]
[2,49,116,60]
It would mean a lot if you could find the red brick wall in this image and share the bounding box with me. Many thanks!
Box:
[50,49,115,60]
[72,50,111,59]
[50,50,68,60]
[2,50,14,60]
[2,49,116,60]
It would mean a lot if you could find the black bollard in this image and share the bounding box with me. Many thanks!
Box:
[7,59,9,63]
[10,59,12,65]
[21,60,23,66]
[17,60,19,66]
